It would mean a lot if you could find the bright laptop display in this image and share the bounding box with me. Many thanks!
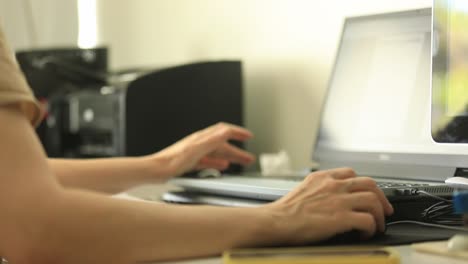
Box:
[170,8,456,201]
[314,8,468,182]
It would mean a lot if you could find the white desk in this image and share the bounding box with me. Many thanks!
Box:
[125,185,467,264]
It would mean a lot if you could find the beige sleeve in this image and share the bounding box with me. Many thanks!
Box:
[0,26,43,127]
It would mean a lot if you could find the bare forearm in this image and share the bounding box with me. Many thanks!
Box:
[0,107,277,263]
[18,189,277,263]
[49,157,169,193]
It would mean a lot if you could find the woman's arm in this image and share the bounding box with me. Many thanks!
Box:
[48,157,165,193]
[50,123,256,193]
[0,105,393,263]
[0,106,274,263]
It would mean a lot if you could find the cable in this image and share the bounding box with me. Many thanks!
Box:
[387,220,468,232]
[422,202,462,225]
[391,189,464,225]
[405,189,463,225]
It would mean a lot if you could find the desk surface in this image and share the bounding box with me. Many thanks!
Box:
[125,184,467,264]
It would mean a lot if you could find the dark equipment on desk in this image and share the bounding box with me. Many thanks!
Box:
[17,49,244,167]
[16,47,108,99]
[125,61,244,172]
[16,47,114,157]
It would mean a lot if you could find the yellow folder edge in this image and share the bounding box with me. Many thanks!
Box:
[223,246,400,264]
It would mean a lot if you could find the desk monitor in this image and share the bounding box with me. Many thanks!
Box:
[432,0,468,143]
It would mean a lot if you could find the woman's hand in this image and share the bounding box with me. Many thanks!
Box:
[263,168,394,245]
[145,122,256,180]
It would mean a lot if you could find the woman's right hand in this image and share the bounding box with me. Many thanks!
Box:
[263,168,394,245]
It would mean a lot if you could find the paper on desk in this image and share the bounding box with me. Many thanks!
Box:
[412,240,468,260]
[259,150,292,176]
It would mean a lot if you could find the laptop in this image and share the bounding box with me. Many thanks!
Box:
[169,8,462,203]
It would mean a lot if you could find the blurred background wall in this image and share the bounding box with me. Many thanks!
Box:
[1,0,431,170]
[0,0,78,50]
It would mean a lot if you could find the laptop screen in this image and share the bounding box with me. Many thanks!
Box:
[314,8,468,182]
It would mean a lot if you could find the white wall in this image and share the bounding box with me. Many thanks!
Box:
[96,0,432,169]
[0,0,78,50]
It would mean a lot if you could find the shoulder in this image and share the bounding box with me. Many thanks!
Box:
[0,26,43,127]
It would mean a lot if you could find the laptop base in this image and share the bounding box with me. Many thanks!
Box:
[162,190,455,223]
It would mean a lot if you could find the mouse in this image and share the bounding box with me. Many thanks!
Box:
[444,177,468,189]
[323,229,386,245]
[447,234,468,252]
[326,230,363,244]
[197,168,222,178]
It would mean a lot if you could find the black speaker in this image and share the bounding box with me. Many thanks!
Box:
[125,61,243,171]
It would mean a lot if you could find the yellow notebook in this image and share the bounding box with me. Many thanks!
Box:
[223,246,400,264]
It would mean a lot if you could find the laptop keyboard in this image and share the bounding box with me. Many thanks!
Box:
[257,175,432,189]
[376,181,430,189]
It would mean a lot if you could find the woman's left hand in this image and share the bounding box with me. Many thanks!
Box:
[146,122,256,180]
